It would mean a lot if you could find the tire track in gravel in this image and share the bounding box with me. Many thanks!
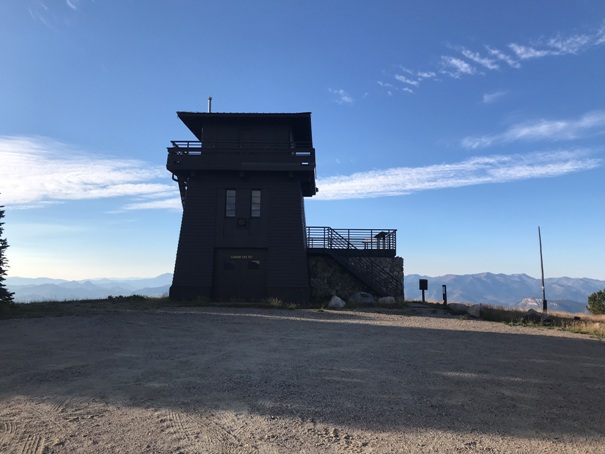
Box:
[26,395,115,450]
[16,434,45,454]
[157,408,257,453]
[204,410,257,453]
[0,420,19,452]
[157,409,207,453]
[0,407,49,454]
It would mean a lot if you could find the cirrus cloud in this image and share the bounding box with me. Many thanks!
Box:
[315,149,600,200]
[0,136,179,210]
[462,111,605,149]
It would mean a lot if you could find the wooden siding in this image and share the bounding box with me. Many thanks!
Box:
[170,170,311,301]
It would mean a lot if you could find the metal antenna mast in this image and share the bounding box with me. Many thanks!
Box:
[538,226,547,313]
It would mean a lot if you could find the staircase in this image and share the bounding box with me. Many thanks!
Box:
[306,227,402,297]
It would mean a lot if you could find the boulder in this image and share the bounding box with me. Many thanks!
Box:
[467,304,482,317]
[447,303,469,314]
[522,309,543,323]
[378,296,396,305]
[328,295,346,309]
[348,292,375,306]
[522,309,554,325]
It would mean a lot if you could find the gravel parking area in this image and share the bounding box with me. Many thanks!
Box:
[1,307,604,453]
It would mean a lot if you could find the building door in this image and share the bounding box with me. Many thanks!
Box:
[213,248,268,300]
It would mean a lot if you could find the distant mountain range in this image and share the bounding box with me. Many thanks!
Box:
[5,272,605,314]
[406,273,605,313]
[5,274,172,303]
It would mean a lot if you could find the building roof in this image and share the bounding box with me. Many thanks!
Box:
[176,112,313,142]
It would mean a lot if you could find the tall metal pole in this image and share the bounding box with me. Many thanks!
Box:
[538,226,547,313]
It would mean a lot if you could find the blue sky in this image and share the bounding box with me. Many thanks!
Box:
[1,1,604,281]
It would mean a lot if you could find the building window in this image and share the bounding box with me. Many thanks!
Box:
[225,189,236,217]
[251,190,261,218]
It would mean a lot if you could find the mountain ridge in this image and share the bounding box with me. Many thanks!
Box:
[6,274,173,302]
[406,273,605,313]
[5,273,604,313]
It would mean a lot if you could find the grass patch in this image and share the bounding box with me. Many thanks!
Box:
[1,296,175,319]
[476,304,605,338]
[0,295,306,319]
[3,296,603,339]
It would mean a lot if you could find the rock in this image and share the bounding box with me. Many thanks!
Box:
[348,292,375,306]
[447,303,469,314]
[541,316,555,326]
[328,295,346,309]
[378,296,396,305]
[522,309,554,325]
[467,304,481,317]
[522,309,543,323]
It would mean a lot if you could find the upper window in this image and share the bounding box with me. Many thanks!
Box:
[251,190,261,218]
[225,189,236,217]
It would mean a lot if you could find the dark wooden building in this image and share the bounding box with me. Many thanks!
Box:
[167,112,317,302]
[167,111,403,302]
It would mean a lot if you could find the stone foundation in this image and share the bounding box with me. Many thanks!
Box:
[308,254,404,301]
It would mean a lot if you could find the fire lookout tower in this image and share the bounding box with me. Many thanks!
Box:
[167,110,403,303]
[167,111,317,302]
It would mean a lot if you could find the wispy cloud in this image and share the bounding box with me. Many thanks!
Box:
[440,56,476,78]
[28,0,92,28]
[482,90,508,104]
[462,111,605,149]
[394,74,419,86]
[381,21,605,94]
[328,88,354,105]
[65,0,83,11]
[0,136,180,210]
[486,46,520,69]
[315,150,600,200]
[460,48,499,70]
[389,68,436,93]
[509,31,596,60]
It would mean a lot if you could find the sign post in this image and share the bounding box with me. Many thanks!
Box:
[419,279,428,303]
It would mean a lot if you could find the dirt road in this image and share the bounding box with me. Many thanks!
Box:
[1,307,604,453]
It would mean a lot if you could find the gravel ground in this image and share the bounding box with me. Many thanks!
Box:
[1,306,604,453]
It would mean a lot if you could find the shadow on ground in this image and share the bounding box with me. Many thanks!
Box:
[1,307,604,443]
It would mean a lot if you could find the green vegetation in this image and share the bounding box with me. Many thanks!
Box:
[586,289,605,315]
[0,200,15,314]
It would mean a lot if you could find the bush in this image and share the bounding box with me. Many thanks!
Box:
[587,289,605,315]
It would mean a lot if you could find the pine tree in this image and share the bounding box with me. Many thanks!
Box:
[587,289,605,315]
[0,200,15,306]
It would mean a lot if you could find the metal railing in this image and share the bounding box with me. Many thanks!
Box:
[306,226,401,296]
[306,227,396,251]
[168,140,314,155]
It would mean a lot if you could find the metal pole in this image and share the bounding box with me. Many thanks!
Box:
[538,226,547,313]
